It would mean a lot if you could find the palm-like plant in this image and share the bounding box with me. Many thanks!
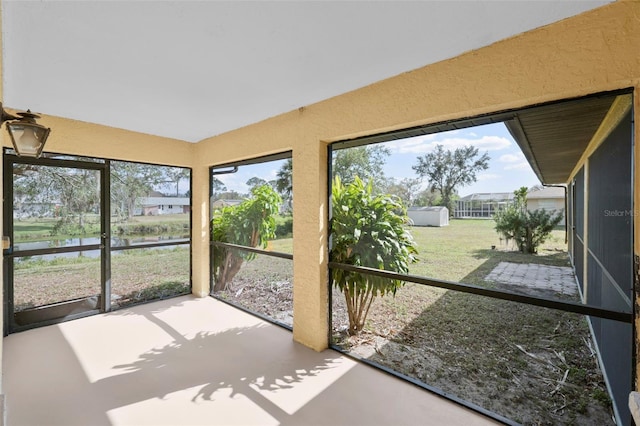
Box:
[330,176,418,335]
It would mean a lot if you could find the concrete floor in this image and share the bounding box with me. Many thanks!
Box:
[3,296,497,426]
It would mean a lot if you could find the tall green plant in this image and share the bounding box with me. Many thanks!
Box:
[212,184,281,292]
[330,176,418,335]
[494,187,563,254]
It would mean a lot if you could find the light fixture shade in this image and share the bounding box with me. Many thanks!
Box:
[6,121,51,158]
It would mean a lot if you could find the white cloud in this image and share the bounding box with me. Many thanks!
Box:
[437,136,511,152]
[477,173,501,181]
[499,153,524,163]
[265,168,279,180]
[504,161,531,171]
[216,172,246,193]
[385,137,426,153]
[387,135,511,154]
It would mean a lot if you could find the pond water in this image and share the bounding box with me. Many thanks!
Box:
[12,236,189,260]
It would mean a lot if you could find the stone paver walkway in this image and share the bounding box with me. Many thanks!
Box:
[485,262,578,297]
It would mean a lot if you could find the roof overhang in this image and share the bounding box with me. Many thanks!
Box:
[505,92,631,185]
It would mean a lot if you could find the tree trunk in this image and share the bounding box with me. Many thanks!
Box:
[213,249,244,292]
[344,283,376,335]
[127,198,135,220]
[525,226,536,254]
[213,226,262,292]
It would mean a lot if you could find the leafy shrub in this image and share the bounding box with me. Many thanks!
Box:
[494,187,563,254]
[330,176,418,335]
[211,185,281,291]
[50,215,100,237]
[115,222,188,236]
[275,215,293,238]
[120,281,190,305]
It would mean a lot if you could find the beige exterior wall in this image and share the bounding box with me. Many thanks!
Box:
[1,0,639,379]
[527,199,564,212]
[527,199,566,225]
[1,114,193,167]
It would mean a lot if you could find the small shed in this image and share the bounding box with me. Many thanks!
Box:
[407,206,449,227]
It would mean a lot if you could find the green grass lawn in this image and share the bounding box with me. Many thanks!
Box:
[408,218,568,283]
[13,217,75,241]
[267,237,293,254]
[13,247,190,311]
[332,219,612,425]
[268,218,567,281]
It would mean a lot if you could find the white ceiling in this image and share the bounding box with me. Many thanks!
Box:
[2,1,611,143]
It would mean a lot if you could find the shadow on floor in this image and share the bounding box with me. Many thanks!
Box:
[6,296,496,425]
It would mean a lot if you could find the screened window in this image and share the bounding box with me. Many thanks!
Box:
[328,92,631,424]
[210,152,293,328]
[4,151,192,332]
[109,161,191,308]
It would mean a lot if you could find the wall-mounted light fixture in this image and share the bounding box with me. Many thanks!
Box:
[1,102,51,158]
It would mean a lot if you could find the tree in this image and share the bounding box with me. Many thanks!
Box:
[211,184,281,292]
[111,162,165,220]
[413,185,442,207]
[13,164,52,217]
[52,169,100,234]
[13,165,100,234]
[246,176,268,190]
[384,177,423,207]
[333,145,390,193]
[330,176,418,335]
[494,187,563,254]
[412,145,490,213]
[165,167,190,196]
[216,190,245,200]
[211,177,227,199]
[275,159,293,209]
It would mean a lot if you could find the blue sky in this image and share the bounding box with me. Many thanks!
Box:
[212,160,286,196]
[213,122,541,198]
[380,122,541,197]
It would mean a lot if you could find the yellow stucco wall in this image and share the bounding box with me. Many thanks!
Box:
[1,114,192,167]
[193,0,640,351]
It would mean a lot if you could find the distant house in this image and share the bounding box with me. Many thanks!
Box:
[526,186,565,225]
[455,192,514,218]
[135,196,190,216]
[211,199,244,211]
[456,188,565,223]
[408,206,449,227]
